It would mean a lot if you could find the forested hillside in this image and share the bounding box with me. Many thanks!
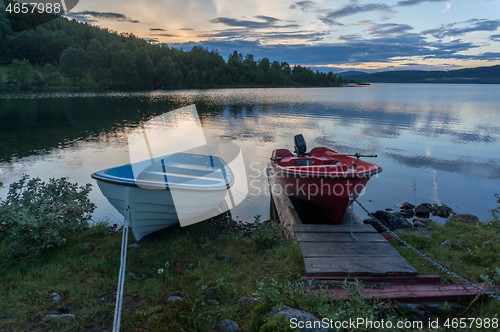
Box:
[0,2,351,90]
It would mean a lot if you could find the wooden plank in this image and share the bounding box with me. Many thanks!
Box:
[325,283,488,303]
[301,275,441,284]
[293,223,377,233]
[299,241,402,258]
[304,257,418,276]
[296,232,387,243]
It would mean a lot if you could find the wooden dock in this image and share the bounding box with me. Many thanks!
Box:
[294,224,417,276]
[267,164,487,302]
[268,165,417,276]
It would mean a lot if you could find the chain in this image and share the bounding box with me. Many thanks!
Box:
[354,199,500,301]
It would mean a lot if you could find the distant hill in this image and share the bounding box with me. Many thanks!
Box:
[347,65,500,84]
[335,70,368,77]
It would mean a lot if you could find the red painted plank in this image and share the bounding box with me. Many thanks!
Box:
[301,275,441,284]
[324,283,489,303]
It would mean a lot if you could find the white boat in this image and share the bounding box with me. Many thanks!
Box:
[92,152,234,241]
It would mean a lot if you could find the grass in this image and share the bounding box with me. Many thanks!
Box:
[394,217,500,316]
[0,220,303,331]
[1,210,499,331]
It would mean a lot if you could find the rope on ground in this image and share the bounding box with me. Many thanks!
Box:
[354,199,500,302]
[349,202,359,242]
[113,206,130,332]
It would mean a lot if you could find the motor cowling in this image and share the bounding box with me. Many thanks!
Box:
[294,134,307,157]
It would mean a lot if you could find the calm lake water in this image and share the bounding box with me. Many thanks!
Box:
[1,84,500,223]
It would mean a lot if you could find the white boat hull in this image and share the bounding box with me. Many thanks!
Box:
[96,180,229,241]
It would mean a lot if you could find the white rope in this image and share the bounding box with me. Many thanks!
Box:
[113,206,130,332]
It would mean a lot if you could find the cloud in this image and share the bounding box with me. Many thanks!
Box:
[320,3,394,25]
[66,11,140,24]
[491,34,500,41]
[150,28,167,31]
[155,33,179,37]
[172,32,480,65]
[289,1,316,11]
[422,19,500,39]
[209,15,298,29]
[198,29,328,42]
[396,0,449,6]
[442,1,451,13]
[359,22,414,36]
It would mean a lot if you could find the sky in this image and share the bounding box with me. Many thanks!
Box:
[64,0,500,72]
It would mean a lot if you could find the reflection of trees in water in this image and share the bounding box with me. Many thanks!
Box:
[0,96,178,161]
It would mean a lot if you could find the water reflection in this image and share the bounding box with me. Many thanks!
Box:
[1,84,500,222]
[386,153,500,179]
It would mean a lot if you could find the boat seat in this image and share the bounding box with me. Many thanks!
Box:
[295,159,313,166]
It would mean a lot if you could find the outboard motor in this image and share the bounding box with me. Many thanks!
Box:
[294,134,307,157]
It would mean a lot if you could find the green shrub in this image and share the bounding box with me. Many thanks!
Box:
[492,193,500,221]
[0,175,95,263]
[252,220,285,251]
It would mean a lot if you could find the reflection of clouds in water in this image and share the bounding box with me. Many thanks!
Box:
[432,169,440,205]
[386,153,500,179]
[413,125,497,144]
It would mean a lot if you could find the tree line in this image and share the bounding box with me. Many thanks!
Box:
[0,2,355,90]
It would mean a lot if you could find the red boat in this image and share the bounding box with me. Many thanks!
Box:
[270,135,382,223]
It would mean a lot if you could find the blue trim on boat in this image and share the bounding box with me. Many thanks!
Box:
[91,153,234,190]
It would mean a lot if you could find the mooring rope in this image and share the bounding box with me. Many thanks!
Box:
[113,206,130,332]
[349,201,359,242]
[354,199,500,301]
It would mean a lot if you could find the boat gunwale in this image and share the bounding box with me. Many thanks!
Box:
[91,153,234,190]
[271,147,382,179]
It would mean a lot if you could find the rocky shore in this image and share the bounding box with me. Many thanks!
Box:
[363,201,480,238]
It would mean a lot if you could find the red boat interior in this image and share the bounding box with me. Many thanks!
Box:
[272,147,381,177]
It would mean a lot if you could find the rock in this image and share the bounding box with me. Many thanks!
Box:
[413,220,425,227]
[432,205,453,218]
[218,319,240,332]
[440,240,451,246]
[216,253,230,261]
[369,211,413,231]
[167,296,184,302]
[206,299,219,305]
[400,209,415,218]
[413,218,432,225]
[363,218,377,224]
[51,292,61,302]
[414,204,431,218]
[400,202,415,210]
[237,296,257,304]
[450,214,479,223]
[398,303,429,321]
[269,305,326,332]
[45,313,75,319]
